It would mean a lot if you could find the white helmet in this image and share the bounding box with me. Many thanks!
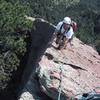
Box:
[63,17,71,24]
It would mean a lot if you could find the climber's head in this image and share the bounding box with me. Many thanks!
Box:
[63,17,71,25]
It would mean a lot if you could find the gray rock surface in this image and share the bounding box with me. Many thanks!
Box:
[19,18,55,100]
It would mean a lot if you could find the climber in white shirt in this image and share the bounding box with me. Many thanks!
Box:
[55,17,77,49]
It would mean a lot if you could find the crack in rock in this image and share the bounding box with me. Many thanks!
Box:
[44,52,87,71]
[53,59,87,71]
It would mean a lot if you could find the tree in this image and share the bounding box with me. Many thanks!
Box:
[0,0,32,93]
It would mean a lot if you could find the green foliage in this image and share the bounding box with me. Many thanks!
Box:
[0,0,32,91]
[21,0,80,24]
[0,34,27,90]
[94,35,100,54]
[0,52,19,90]
[4,36,26,56]
[0,0,32,34]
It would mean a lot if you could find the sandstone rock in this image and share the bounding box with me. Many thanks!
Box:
[38,37,100,99]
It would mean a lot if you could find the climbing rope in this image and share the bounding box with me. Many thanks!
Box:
[58,62,63,100]
[55,48,67,100]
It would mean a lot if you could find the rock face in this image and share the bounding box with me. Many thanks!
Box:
[19,18,55,100]
[38,37,100,99]
[19,18,100,100]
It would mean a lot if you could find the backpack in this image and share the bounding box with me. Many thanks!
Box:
[71,21,77,32]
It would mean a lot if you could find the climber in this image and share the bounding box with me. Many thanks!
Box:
[54,17,77,49]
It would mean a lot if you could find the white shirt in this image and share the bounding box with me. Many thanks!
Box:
[55,21,74,39]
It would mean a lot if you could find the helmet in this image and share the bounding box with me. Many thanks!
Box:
[63,17,71,24]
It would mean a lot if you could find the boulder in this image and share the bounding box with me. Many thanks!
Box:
[19,18,55,100]
[19,17,100,100]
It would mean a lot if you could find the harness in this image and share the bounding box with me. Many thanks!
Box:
[58,23,70,35]
[56,23,70,49]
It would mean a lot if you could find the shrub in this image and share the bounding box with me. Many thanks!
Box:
[0,0,32,91]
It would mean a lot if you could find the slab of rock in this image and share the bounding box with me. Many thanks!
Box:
[38,37,100,99]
